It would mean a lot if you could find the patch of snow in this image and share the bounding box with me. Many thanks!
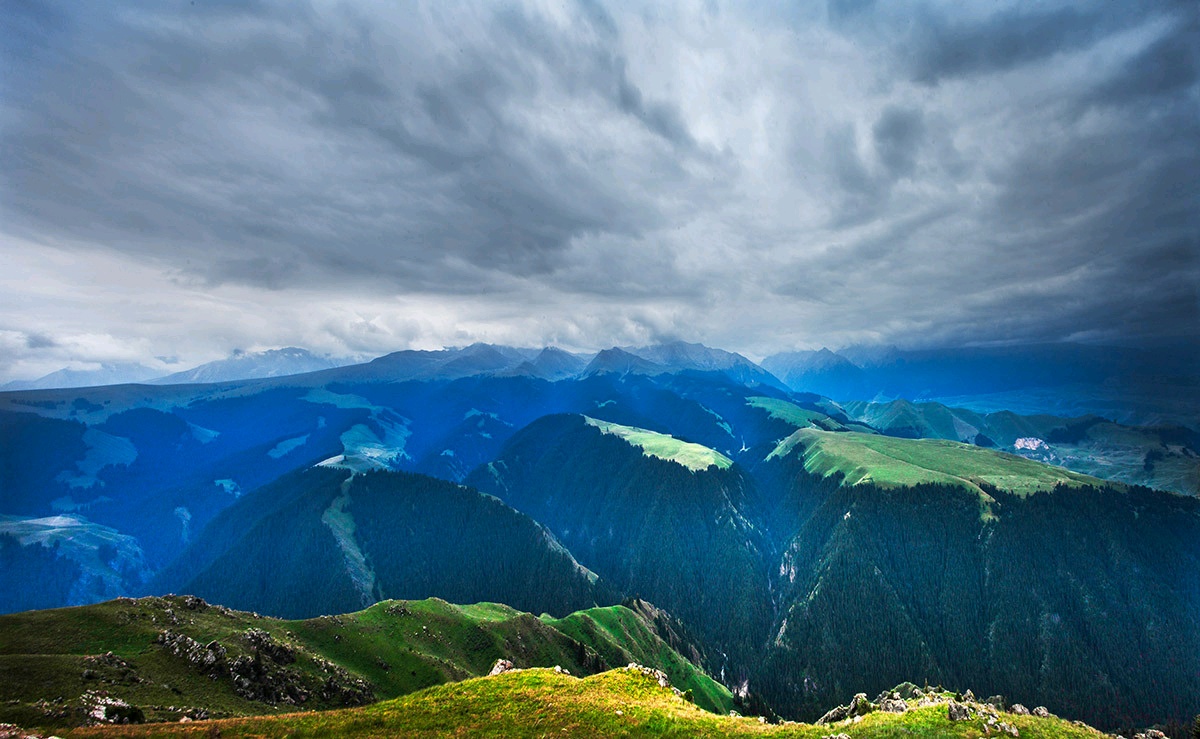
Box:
[189,423,220,443]
[214,478,241,497]
[267,434,310,459]
[56,428,137,489]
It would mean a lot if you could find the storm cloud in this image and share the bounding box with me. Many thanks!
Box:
[1,0,1196,380]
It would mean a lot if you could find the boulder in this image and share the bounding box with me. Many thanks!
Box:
[1031,706,1050,718]
[816,693,875,724]
[948,701,973,721]
[488,659,515,676]
[1009,704,1029,715]
[880,697,907,713]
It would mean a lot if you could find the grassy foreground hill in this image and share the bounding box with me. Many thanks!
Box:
[60,667,1111,738]
[0,595,732,730]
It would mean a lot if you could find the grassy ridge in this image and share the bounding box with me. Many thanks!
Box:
[771,429,1113,498]
[584,416,733,471]
[63,667,1108,738]
[746,397,875,434]
[0,596,728,730]
[543,606,734,715]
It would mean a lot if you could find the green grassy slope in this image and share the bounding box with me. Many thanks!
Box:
[542,606,734,715]
[583,416,733,471]
[746,396,875,434]
[842,400,1200,496]
[62,667,1108,738]
[772,428,1114,499]
[0,596,727,730]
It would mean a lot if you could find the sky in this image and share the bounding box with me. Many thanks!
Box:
[1,0,1197,381]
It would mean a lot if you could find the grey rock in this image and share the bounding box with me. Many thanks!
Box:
[948,701,973,721]
[488,659,515,676]
[816,692,876,725]
[1009,704,1029,715]
[1031,706,1050,718]
[880,698,908,713]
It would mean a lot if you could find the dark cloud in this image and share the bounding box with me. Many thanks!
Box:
[24,333,57,349]
[906,4,1113,85]
[1087,10,1199,106]
[0,0,1197,378]
[872,105,925,178]
[0,0,710,293]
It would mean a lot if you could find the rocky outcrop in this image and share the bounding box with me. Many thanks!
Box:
[154,631,226,676]
[948,701,974,721]
[489,659,516,676]
[154,628,372,708]
[244,628,296,665]
[81,691,144,725]
[625,663,672,689]
[1009,703,1030,715]
[880,697,908,713]
[817,693,875,724]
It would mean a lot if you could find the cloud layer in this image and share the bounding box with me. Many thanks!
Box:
[1,0,1197,379]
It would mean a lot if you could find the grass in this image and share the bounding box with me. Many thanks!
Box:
[584,417,733,471]
[61,667,1110,738]
[746,397,850,432]
[770,429,1115,500]
[0,596,728,731]
[542,606,734,715]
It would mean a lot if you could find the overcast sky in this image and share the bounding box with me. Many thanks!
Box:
[1,0,1197,380]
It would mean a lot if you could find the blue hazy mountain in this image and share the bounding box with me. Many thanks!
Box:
[2,362,164,391]
[763,341,1200,428]
[151,347,356,385]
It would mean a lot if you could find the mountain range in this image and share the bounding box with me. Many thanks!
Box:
[1,340,1197,734]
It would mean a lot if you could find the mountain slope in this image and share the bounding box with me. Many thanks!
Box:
[161,468,614,620]
[467,414,774,682]
[754,433,1200,729]
[844,399,1200,495]
[772,428,1110,503]
[761,348,869,399]
[0,595,731,729]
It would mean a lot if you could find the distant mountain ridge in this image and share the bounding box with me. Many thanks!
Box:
[763,341,1200,428]
[152,347,354,385]
[1,362,164,391]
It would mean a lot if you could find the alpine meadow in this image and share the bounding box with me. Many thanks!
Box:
[0,1,1197,738]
